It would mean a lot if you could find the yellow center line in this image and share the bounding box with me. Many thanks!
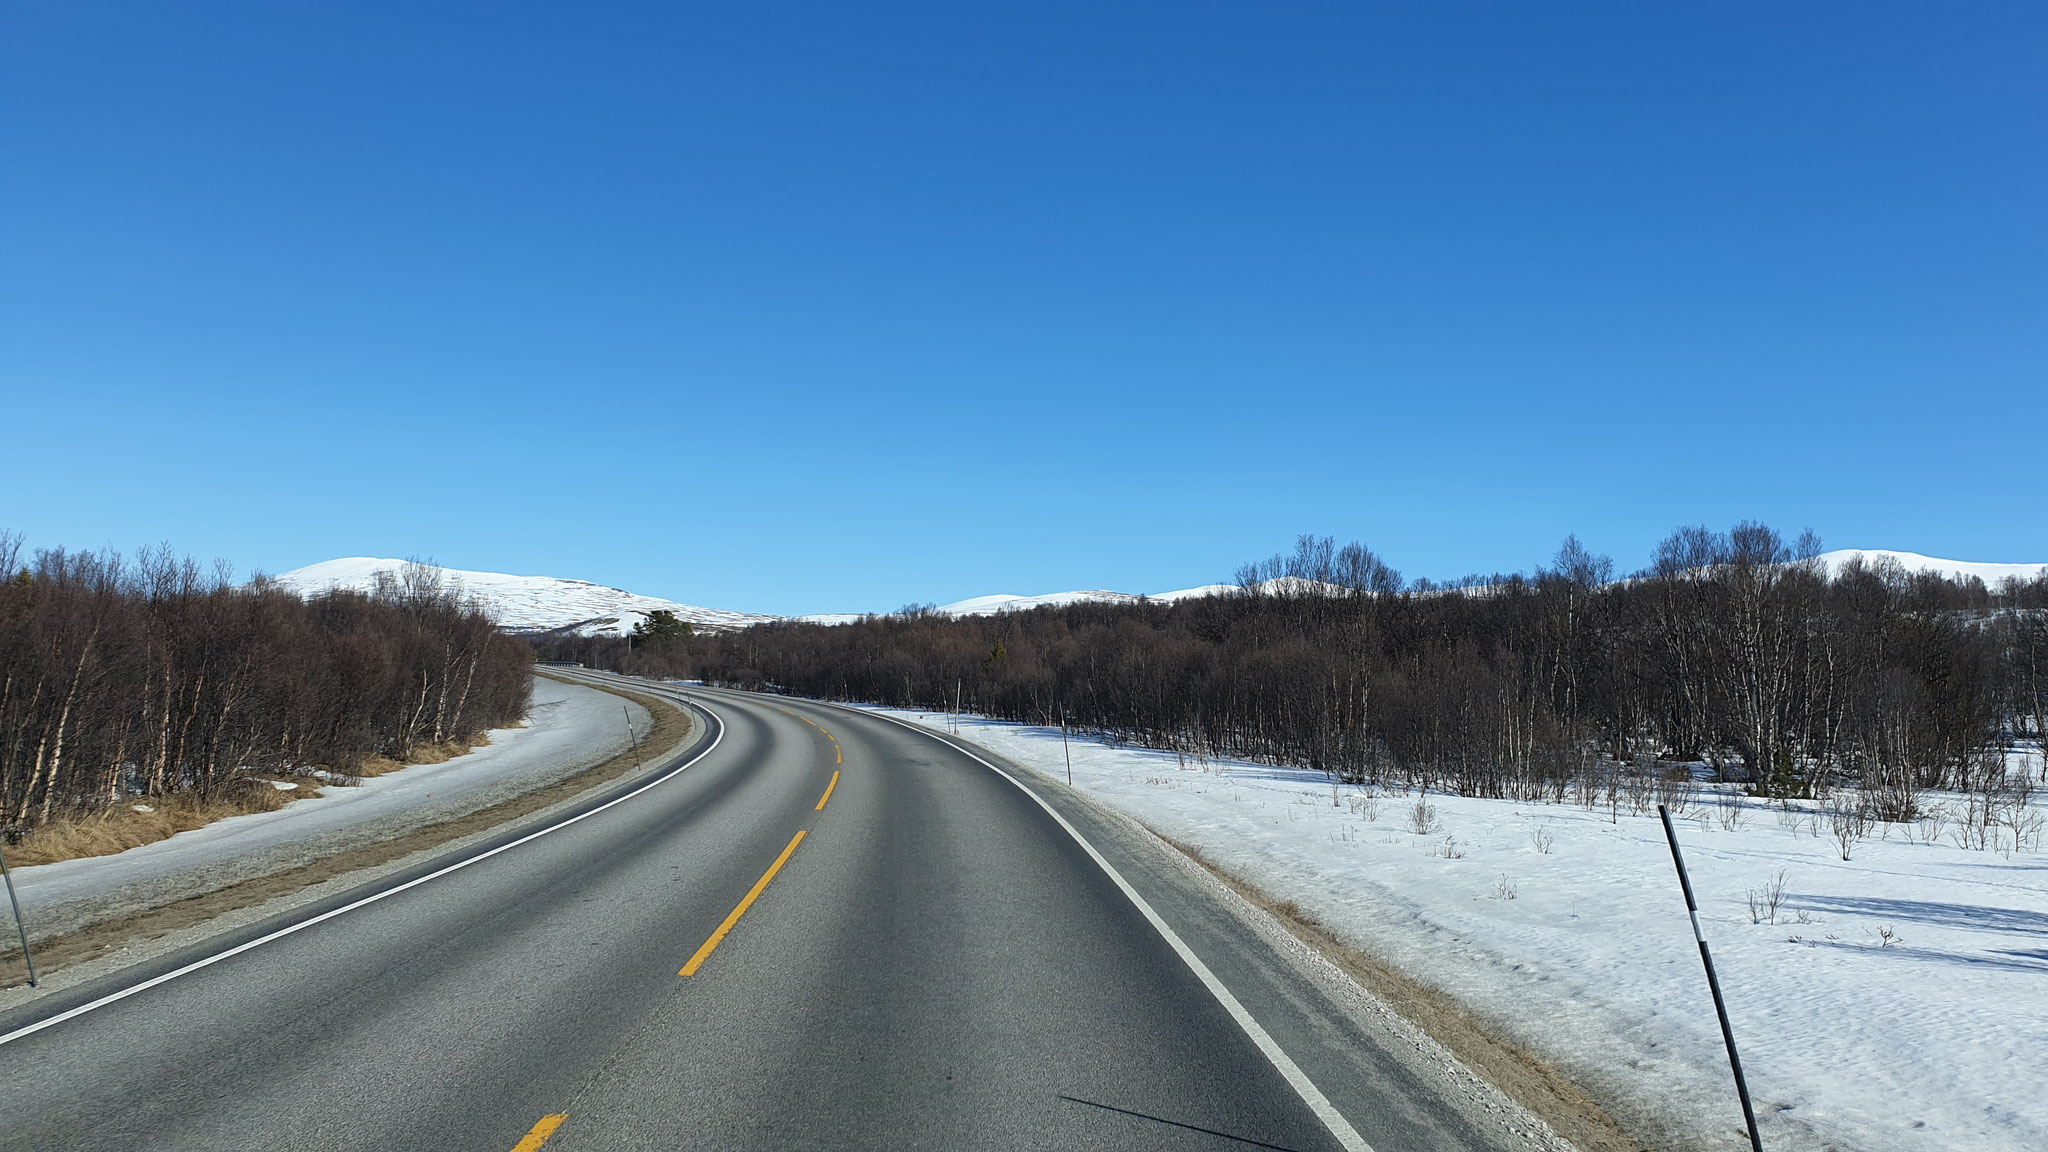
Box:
[835,743,843,765]
[680,830,807,976]
[509,1115,567,1151]
[816,769,840,810]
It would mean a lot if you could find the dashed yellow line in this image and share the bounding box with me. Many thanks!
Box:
[681,831,807,976]
[676,703,843,973]
[509,1115,567,1151]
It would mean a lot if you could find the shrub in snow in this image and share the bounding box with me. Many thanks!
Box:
[1716,788,1750,831]
[1747,869,1788,924]
[1349,790,1382,822]
[1828,795,1872,861]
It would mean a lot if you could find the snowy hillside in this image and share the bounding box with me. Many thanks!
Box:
[937,589,1148,615]
[272,551,2045,636]
[931,551,2047,616]
[268,558,777,636]
[1817,549,2046,588]
[934,582,1270,616]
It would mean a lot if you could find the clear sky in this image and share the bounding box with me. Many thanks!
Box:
[4,3,2042,615]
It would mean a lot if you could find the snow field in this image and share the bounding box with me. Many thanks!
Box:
[866,708,2047,1152]
[271,558,777,635]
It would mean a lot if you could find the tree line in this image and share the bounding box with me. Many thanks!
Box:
[601,523,2047,820]
[0,534,531,831]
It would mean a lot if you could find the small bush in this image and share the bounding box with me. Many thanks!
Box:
[1746,869,1788,925]
[1350,790,1382,821]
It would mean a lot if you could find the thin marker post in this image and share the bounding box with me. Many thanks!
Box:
[623,705,644,771]
[0,835,36,987]
[1659,804,1763,1152]
[1062,709,1073,786]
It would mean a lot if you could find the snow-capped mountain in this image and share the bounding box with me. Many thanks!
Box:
[271,550,2045,637]
[268,558,778,636]
[1815,549,2045,588]
[789,584,1244,625]
[930,583,1244,617]
[887,553,2048,618]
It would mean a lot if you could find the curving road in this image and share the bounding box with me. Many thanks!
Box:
[0,675,1517,1152]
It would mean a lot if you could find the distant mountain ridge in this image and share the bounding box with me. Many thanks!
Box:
[1814,549,2046,588]
[271,550,2045,636]
[268,558,778,637]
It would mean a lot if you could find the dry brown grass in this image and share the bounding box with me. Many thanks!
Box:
[369,731,491,772]
[1269,897,1322,928]
[350,731,496,778]
[10,776,322,867]
[401,741,458,766]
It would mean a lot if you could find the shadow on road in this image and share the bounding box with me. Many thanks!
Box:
[1058,1094,1316,1151]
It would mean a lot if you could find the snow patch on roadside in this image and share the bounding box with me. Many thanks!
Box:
[9,678,649,935]
[862,707,2048,1152]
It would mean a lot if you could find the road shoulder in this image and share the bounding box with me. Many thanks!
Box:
[0,674,695,1004]
[841,705,1638,1152]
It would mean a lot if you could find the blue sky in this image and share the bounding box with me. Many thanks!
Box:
[4,2,2042,615]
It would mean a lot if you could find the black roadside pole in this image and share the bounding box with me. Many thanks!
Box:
[0,831,37,987]
[1061,708,1072,785]
[1658,804,1763,1152]
[623,704,645,772]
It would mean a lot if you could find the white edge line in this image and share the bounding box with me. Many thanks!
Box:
[0,685,724,1048]
[837,701,1375,1152]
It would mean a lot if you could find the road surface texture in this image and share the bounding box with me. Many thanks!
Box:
[0,674,1555,1152]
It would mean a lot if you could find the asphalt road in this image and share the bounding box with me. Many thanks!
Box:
[0,675,1518,1152]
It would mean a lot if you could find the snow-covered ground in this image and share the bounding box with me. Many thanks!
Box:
[269,557,777,635]
[10,677,649,939]
[863,707,2048,1152]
